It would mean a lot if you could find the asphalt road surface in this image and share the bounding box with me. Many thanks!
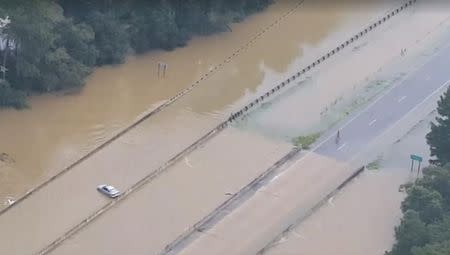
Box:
[1,7,445,255]
[317,43,450,160]
[173,43,450,255]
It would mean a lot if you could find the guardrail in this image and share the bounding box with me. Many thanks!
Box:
[160,147,302,255]
[36,0,416,254]
[0,0,307,217]
[226,0,417,124]
[256,166,366,255]
[160,0,418,253]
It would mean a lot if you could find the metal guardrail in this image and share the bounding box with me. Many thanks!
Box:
[226,0,417,124]
[36,0,416,254]
[159,1,418,254]
[0,0,307,217]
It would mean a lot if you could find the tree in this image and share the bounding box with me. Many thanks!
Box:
[388,164,450,255]
[128,1,183,53]
[389,210,429,255]
[427,216,450,244]
[402,186,444,224]
[427,87,450,165]
[54,19,98,67]
[418,166,450,206]
[39,47,89,90]
[0,0,274,108]
[5,0,63,91]
[0,79,26,108]
[85,11,129,65]
[412,240,450,255]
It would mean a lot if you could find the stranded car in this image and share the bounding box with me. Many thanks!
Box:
[97,184,121,198]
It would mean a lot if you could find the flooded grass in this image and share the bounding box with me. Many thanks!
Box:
[292,133,321,149]
[366,155,383,171]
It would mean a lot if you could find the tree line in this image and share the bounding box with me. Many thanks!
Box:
[387,88,450,255]
[0,0,272,108]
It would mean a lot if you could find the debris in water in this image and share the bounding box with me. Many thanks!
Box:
[4,197,15,206]
[0,153,15,164]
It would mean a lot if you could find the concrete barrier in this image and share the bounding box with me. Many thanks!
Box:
[160,147,302,255]
[256,166,366,255]
[32,1,418,252]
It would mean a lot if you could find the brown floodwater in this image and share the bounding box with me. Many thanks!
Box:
[176,151,355,255]
[264,169,409,255]
[264,108,436,255]
[0,0,359,205]
[0,1,359,254]
[242,0,450,140]
[1,0,427,208]
[43,4,450,253]
[47,127,293,255]
[1,0,449,254]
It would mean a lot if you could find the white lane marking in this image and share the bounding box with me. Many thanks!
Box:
[349,78,450,164]
[184,157,193,168]
[270,42,450,181]
[398,96,407,102]
[369,119,377,126]
[337,143,347,151]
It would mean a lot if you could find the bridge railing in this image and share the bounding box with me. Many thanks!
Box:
[34,1,417,254]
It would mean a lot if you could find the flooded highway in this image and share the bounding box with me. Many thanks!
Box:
[264,109,436,255]
[2,0,450,255]
[0,1,354,254]
[0,0,313,204]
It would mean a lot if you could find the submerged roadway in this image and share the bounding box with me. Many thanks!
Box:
[167,40,450,255]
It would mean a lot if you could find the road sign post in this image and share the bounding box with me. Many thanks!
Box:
[410,154,423,175]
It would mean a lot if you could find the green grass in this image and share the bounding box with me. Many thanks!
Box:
[292,133,321,150]
[366,156,383,170]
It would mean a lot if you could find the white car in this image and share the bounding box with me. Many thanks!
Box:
[97,184,121,198]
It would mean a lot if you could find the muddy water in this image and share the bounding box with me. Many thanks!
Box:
[0,0,382,205]
[47,127,292,255]
[176,152,355,255]
[0,1,374,254]
[0,1,410,254]
[241,0,450,140]
[0,0,440,254]
[264,110,435,255]
[265,169,409,255]
[0,0,336,203]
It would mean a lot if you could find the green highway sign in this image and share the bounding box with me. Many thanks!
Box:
[410,154,423,162]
